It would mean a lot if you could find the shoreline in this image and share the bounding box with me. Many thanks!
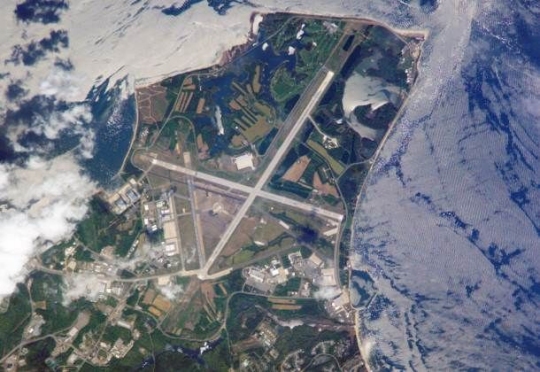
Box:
[121,13,426,370]
[133,11,428,90]
[347,15,426,372]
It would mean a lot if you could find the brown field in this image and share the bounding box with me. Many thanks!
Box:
[201,282,217,313]
[242,117,272,142]
[313,171,339,197]
[229,99,242,111]
[236,95,248,107]
[196,134,209,153]
[148,306,163,317]
[196,98,206,114]
[142,288,156,305]
[220,217,258,257]
[271,304,302,311]
[282,155,311,182]
[231,135,245,148]
[175,142,182,155]
[136,84,168,125]
[152,294,172,312]
[268,297,296,304]
[232,337,261,354]
[176,91,194,113]
[253,102,273,117]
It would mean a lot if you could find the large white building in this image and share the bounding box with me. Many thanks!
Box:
[233,153,255,171]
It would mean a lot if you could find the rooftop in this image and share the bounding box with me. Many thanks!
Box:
[233,153,255,171]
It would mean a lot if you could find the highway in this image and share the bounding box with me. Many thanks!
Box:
[199,68,336,276]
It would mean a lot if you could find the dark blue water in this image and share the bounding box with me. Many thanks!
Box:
[82,78,136,187]
[194,38,300,156]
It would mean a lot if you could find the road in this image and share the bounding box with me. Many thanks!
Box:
[149,158,343,222]
[200,68,336,277]
[183,153,207,268]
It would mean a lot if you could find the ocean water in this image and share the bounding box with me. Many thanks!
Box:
[349,1,540,370]
[75,1,540,369]
[82,78,136,187]
[2,0,539,370]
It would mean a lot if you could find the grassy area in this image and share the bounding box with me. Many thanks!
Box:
[40,240,71,270]
[158,118,181,151]
[307,139,345,175]
[101,325,132,344]
[227,249,255,266]
[338,162,370,211]
[178,215,199,270]
[274,277,302,296]
[73,308,107,348]
[251,217,288,243]
[296,20,343,75]
[30,271,79,335]
[19,337,56,371]
[115,218,142,257]
[0,284,31,357]
[270,66,303,103]
[76,197,116,253]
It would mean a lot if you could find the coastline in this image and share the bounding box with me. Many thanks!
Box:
[347,17,426,372]
[121,13,426,371]
[133,11,429,89]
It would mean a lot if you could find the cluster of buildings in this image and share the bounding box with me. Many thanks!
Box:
[142,197,172,234]
[142,194,182,262]
[49,300,140,368]
[244,257,290,293]
[239,318,281,371]
[242,250,353,323]
[105,178,141,214]
[243,251,339,296]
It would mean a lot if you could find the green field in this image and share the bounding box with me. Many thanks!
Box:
[307,139,345,175]
[0,284,31,357]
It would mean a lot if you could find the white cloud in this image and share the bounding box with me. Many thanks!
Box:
[313,285,341,300]
[37,103,93,140]
[158,283,185,300]
[63,273,104,305]
[0,155,95,296]
[39,68,85,101]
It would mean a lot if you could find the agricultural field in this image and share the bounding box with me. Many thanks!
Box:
[0,13,422,372]
[267,22,419,221]
[131,14,352,187]
[267,119,347,210]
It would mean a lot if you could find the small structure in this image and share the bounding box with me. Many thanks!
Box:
[164,243,177,257]
[320,268,337,287]
[233,153,255,171]
[308,253,323,268]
